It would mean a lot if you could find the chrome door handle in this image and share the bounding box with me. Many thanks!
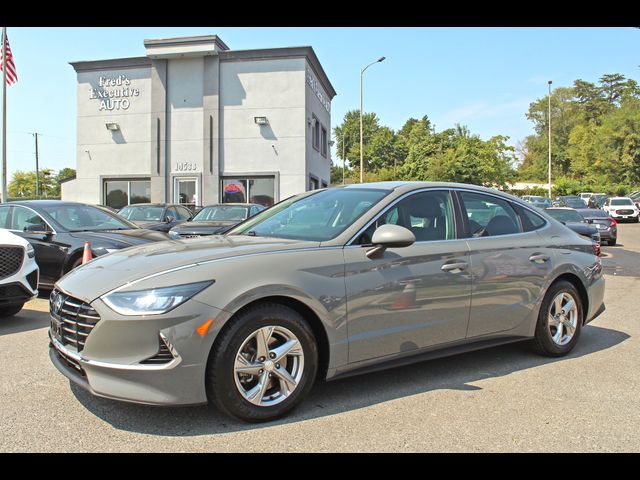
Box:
[529,254,550,263]
[441,262,468,273]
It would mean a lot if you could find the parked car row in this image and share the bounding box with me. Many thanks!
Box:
[0,200,265,290]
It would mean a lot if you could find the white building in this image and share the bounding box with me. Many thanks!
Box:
[62,34,336,209]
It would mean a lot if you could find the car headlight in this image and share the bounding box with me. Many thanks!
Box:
[102,280,214,316]
[25,243,35,258]
[168,230,180,239]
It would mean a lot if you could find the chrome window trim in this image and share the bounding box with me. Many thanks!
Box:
[345,188,458,247]
[346,186,553,247]
[7,205,58,236]
[455,187,552,240]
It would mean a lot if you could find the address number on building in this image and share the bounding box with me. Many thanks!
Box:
[175,162,198,172]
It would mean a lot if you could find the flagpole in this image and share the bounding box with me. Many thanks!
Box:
[1,26,7,203]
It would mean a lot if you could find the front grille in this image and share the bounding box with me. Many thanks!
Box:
[140,336,175,365]
[616,209,634,215]
[0,246,24,280]
[49,289,100,352]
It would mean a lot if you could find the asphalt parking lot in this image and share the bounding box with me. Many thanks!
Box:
[1,225,639,452]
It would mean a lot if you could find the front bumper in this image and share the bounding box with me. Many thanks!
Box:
[0,264,38,307]
[48,296,225,406]
[609,211,639,221]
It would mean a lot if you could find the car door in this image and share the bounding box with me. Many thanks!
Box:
[343,189,472,364]
[9,205,68,286]
[456,190,553,338]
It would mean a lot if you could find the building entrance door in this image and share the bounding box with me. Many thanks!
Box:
[174,177,198,210]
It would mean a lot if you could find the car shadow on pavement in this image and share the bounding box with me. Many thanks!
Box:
[70,324,629,437]
[0,309,50,336]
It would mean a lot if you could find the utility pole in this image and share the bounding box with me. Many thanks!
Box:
[360,56,385,183]
[33,132,39,198]
[548,81,553,199]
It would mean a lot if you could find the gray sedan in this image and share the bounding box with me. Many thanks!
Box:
[48,182,605,422]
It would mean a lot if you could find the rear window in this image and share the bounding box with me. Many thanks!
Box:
[610,199,633,206]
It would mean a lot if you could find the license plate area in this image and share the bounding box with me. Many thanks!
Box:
[50,315,63,342]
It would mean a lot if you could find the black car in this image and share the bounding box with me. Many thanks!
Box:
[576,208,618,246]
[117,203,194,232]
[544,207,601,254]
[0,201,170,288]
[168,203,264,239]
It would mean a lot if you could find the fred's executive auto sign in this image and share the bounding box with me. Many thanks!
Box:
[89,74,140,111]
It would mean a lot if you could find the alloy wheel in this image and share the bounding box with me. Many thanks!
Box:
[548,292,579,346]
[233,326,305,407]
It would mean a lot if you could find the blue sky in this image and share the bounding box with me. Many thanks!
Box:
[1,27,638,178]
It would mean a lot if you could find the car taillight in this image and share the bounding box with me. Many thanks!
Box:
[592,241,601,257]
[610,217,617,226]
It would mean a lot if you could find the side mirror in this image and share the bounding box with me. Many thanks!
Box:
[165,216,176,223]
[24,223,51,235]
[366,224,416,259]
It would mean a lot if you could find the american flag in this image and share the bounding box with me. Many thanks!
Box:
[0,34,17,86]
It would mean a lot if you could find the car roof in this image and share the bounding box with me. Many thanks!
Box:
[6,200,102,207]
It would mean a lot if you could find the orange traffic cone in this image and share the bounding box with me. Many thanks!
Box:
[82,241,93,264]
[389,281,417,310]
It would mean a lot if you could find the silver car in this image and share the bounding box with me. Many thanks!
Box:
[48,182,605,422]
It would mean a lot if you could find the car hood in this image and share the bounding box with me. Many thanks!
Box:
[130,220,168,229]
[57,235,319,302]
[171,220,238,234]
[68,228,170,247]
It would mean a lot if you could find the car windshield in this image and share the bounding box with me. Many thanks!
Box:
[545,209,584,223]
[119,206,164,222]
[227,188,391,241]
[610,199,633,206]
[40,204,138,231]
[194,206,248,222]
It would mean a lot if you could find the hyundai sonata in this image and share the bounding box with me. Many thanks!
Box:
[48,182,605,422]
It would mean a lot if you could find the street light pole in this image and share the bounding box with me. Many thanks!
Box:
[548,80,553,199]
[360,56,385,183]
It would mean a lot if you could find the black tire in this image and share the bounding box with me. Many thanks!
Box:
[531,280,583,357]
[609,238,617,246]
[0,303,24,317]
[206,302,318,423]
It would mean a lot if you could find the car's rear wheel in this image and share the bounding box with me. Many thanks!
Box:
[532,280,583,357]
[608,238,617,246]
[206,302,318,422]
[0,303,24,317]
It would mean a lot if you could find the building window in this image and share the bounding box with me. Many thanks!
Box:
[321,125,328,157]
[321,180,328,188]
[309,175,319,191]
[312,114,320,151]
[222,176,275,207]
[104,179,151,210]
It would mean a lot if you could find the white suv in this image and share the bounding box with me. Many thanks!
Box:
[0,229,39,317]
[602,197,640,222]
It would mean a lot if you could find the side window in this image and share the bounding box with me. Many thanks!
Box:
[11,207,47,231]
[357,190,456,244]
[249,207,258,217]
[167,207,179,220]
[514,204,547,232]
[177,207,192,220]
[0,206,10,229]
[459,191,523,237]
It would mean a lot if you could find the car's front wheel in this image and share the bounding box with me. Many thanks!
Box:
[206,302,318,422]
[532,280,583,357]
